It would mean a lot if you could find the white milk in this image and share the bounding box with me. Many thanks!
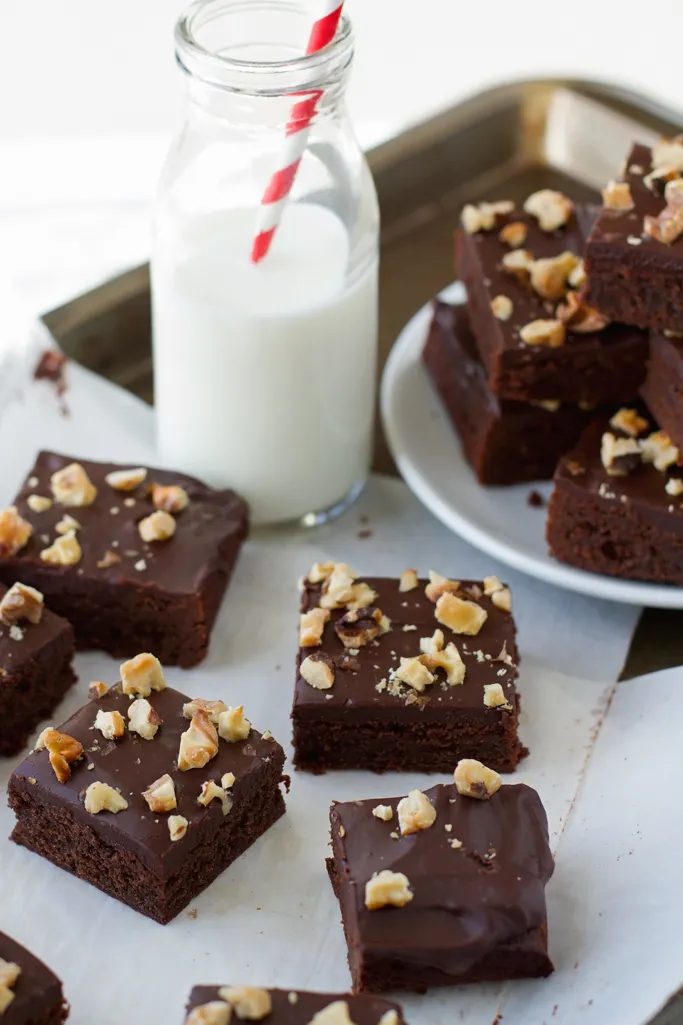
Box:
[152,203,378,525]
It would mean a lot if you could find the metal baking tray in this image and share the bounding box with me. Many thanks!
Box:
[42,78,683,691]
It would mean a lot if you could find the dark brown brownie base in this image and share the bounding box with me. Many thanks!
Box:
[0,662,76,758]
[326,858,552,993]
[583,248,683,333]
[640,331,683,456]
[293,716,526,775]
[9,759,286,924]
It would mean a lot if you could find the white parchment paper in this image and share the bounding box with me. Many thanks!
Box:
[0,315,664,1025]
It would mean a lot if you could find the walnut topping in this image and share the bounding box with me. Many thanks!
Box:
[641,431,680,472]
[397,789,437,835]
[556,290,610,333]
[50,463,97,507]
[152,484,190,513]
[499,220,528,248]
[483,576,512,612]
[39,729,84,783]
[421,640,466,685]
[168,815,189,841]
[519,319,565,348]
[454,758,502,799]
[568,259,586,288]
[182,699,229,724]
[97,549,121,569]
[94,709,126,740]
[372,804,393,821]
[490,294,514,321]
[299,607,330,646]
[484,683,513,711]
[198,779,233,815]
[424,570,460,603]
[0,582,44,625]
[84,781,129,814]
[365,870,414,910]
[179,709,219,770]
[501,248,534,280]
[222,772,236,789]
[393,656,435,692]
[0,958,20,1013]
[300,652,335,690]
[602,180,634,211]
[55,514,80,535]
[138,509,176,542]
[450,838,463,850]
[419,628,445,656]
[601,433,642,476]
[120,653,166,696]
[40,529,81,566]
[306,561,335,583]
[26,494,52,513]
[142,773,177,813]
[530,251,579,300]
[398,569,419,592]
[335,606,383,648]
[217,705,252,743]
[128,698,163,740]
[105,467,147,491]
[346,581,379,609]
[460,200,514,234]
[610,408,649,438]
[651,135,683,173]
[0,507,33,556]
[666,478,683,496]
[88,681,109,700]
[435,592,487,635]
[218,986,273,1020]
[644,180,683,244]
[523,189,573,231]
[319,563,357,609]
[185,1002,232,1025]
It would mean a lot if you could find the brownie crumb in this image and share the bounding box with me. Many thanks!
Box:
[357,529,373,539]
[527,489,545,508]
[34,350,67,396]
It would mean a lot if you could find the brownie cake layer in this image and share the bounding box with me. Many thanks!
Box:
[0,929,68,1024]
[641,330,683,455]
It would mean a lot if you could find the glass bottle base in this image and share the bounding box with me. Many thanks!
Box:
[251,478,366,533]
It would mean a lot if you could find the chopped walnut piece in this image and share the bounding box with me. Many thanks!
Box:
[461,200,514,234]
[138,509,176,542]
[501,248,534,280]
[185,1001,232,1025]
[397,789,437,835]
[529,250,579,300]
[419,628,445,656]
[305,561,335,584]
[152,484,190,513]
[84,781,129,814]
[491,588,511,612]
[94,709,126,740]
[490,295,513,321]
[435,592,487,635]
[393,656,435,692]
[601,433,642,476]
[50,462,97,507]
[168,814,189,841]
[602,180,634,210]
[484,683,513,711]
[40,529,81,566]
[55,513,80,535]
[319,563,357,609]
[222,772,236,789]
[666,477,683,496]
[665,178,683,209]
[346,581,379,609]
[450,838,463,850]
[88,681,109,700]
[26,494,52,513]
[568,259,586,288]
[0,506,33,556]
[454,758,502,799]
[96,549,121,569]
[499,220,528,248]
[217,705,252,743]
[644,201,683,245]
[198,779,233,815]
[523,189,573,232]
[105,467,147,491]
[651,135,683,173]
[0,582,44,626]
[120,652,166,696]
[308,1002,365,1025]
[421,640,466,685]
[641,431,680,472]
[179,709,219,770]
[182,698,229,724]
[398,569,419,592]
[299,607,330,646]
[40,729,84,783]
[365,870,413,910]
[519,319,565,348]
[142,773,177,813]
[372,804,393,821]
[0,960,20,991]
[335,606,383,648]
[610,408,649,438]
[424,570,460,603]
[300,653,335,690]
[128,697,163,740]
[218,986,273,1020]
[34,726,54,751]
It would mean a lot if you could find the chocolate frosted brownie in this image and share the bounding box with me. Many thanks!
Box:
[641,330,683,455]
[584,140,683,333]
[9,657,287,923]
[0,451,248,666]
[0,929,68,1024]
[423,300,600,484]
[328,764,554,992]
[456,196,648,402]
[292,563,525,774]
[547,408,683,583]
[185,986,406,1025]
[0,583,75,757]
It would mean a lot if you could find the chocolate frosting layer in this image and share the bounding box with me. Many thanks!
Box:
[186,987,406,1024]
[294,578,519,723]
[10,684,285,876]
[330,781,554,976]
[7,451,248,594]
[0,930,63,1025]
[0,582,72,675]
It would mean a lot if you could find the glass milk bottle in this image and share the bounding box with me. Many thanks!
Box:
[152,0,379,527]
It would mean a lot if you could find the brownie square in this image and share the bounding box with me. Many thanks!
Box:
[292,565,525,774]
[327,775,554,993]
[456,198,648,402]
[8,668,287,924]
[0,583,75,757]
[0,451,248,667]
[547,410,683,584]
[0,929,68,1024]
[422,299,601,485]
[641,330,683,455]
[584,141,683,333]
[185,986,406,1025]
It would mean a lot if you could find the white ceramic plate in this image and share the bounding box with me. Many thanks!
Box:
[381,282,683,608]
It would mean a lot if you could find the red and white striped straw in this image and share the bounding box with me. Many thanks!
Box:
[250,0,345,264]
